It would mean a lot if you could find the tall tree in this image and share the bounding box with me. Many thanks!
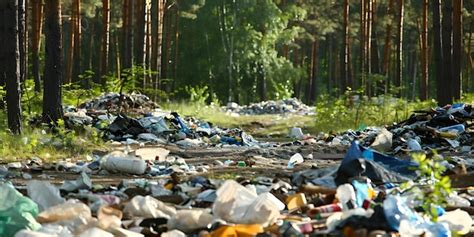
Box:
[43,0,63,123]
[382,0,394,77]
[440,0,453,105]
[122,0,133,69]
[433,0,444,105]
[308,38,318,103]
[342,0,351,90]
[452,0,462,99]
[152,0,165,91]
[0,0,23,134]
[419,0,428,100]
[18,0,27,83]
[100,0,110,84]
[31,0,44,92]
[135,0,146,67]
[395,0,403,97]
[72,0,82,85]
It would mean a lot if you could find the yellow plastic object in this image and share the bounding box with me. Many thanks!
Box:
[207,224,264,237]
[285,193,307,211]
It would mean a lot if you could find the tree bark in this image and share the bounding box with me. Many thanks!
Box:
[0,0,23,134]
[152,0,164,91]
[452,0,462,99]
[395,0,403,97]
[31,0,43,92]
[360,0,366,89]
[66,0,75,84]
[419,0,428,100]
[43,0,63,123]
[342,0,351,90]
[383,0,394,81]
[18,0,27,83]
[145,0,152,88]
[440,0,453,105]
[122,0,132,69]
[433,0,444,105]
[100,0,110,84]
[309,38,318,103]
[72,0,82,86]
[135,0,146,68]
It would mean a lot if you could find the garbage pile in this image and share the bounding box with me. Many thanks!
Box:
[224,98,315,115]
[64,107,269,148]
[318,103,474,155]
[3,140,473,236]
[79,92,158,112]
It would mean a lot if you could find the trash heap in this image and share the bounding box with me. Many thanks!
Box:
[319,103,474,155]
[102,112,268,148]
[3,139,474,237]
[224,98,315,115]
[79,92,158,112]
[64,105,268,148]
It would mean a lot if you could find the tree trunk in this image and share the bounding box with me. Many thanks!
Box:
[0,0,23,134]
[467,24,473,92]
[419,0,428,100]
[309,38,318,103]
[342,0,350,90]
[43,0,63,124]
[383,0,394,78]
[135,0,145,68]
[162,0,173,81]
[72,0,83,86]
[100,0,110,84]
[433,0,444,105]
[122,0,132,69]
[31,0,43,92]
[360,0,366,89]
[452,0,462,99]
[395,0,403,97]
[152,0,164,91]
[366,0,373,96]
[66,4,74,84]
[440,0,453,105]
[145,0,152,88]
[153,0,165,90]
[18,0,27,83]
[172,2,179,91]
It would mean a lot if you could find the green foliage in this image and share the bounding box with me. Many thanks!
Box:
[400,153,452,222]
[314,90,437,132]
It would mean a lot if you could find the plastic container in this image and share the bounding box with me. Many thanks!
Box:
[167,209,213,233]
[336,184,356,210]
[212,180,283,227]
[438,124,465,134]
[37,201,91,223]
[27,180,65,212]
[101,151,147,175]
[287,153,304,168]
[438,209,472,235]
[123,195,176,219]
[406,138,422,151]
[289,127,304,140]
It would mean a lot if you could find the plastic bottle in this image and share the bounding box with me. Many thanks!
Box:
[27,180,65,211]
[287,153,304,168]
[406,138,422,151]
[101,151,147,175]
[336,184,356,210]
[383,195,421,231]
[306,203,342,218]
[439,124,465,134]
